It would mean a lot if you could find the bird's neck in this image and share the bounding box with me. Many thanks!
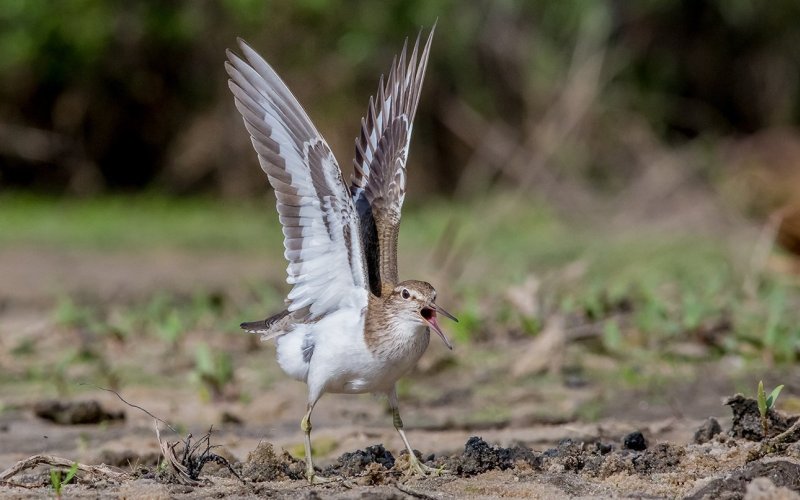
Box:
[374,211,400,295]
[364,295,429,360]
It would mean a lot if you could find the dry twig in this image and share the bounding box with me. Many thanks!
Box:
[0,455,128,483]
[156,423,243,485]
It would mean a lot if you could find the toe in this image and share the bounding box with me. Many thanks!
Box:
[405,455,449,477]
[308,473,333,484]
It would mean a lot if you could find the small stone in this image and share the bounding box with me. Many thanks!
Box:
[693,417,722,444]
[623,431,647,451]
[595,442,613,455]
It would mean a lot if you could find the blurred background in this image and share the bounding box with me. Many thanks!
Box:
[2,0,799,200]
[3,0,800,470]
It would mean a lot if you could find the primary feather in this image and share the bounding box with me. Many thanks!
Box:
[351,27,435,296]
[225,40,368,323]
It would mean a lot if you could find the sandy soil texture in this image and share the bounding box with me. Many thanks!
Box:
[2,248,800,498]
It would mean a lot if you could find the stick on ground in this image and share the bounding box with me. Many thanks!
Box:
[0,455,129,483]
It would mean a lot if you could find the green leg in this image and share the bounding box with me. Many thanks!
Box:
[301,402,331,484]
[389,389,448,477]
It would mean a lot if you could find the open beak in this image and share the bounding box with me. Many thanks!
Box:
[423,303,458,350]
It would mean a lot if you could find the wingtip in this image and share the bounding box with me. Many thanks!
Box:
[224,52,235,69]
[225,38,251,62]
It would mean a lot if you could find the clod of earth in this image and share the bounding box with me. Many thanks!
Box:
[631,442,684,473]
[324,444,395,477]
[241,442,304,482]
[622,431,647,451]
[543,439,588,472]
[33,400,124,425]
[693,417,722,444]
[726,394,799,440]
[446,436,541,476]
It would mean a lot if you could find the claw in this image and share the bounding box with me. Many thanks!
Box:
[404,453,449,477]
[307,472,333,484]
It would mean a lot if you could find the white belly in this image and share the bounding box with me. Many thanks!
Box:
[275,308,431,400]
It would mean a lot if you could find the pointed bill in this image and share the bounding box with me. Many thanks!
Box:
[425,303,457,350]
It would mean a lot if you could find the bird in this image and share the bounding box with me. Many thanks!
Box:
[225,25,457,483]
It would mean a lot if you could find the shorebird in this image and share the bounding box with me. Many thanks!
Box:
[225,26,457,483]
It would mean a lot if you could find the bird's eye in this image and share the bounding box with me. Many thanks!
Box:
[401,289,410,299]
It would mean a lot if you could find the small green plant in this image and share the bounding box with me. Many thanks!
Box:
[53,296,102,333]
[50,462,78,497]
[154,310,185,345]
[192,343,234,401]
[757,380,785,438]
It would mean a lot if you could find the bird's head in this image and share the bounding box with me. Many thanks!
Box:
[388,280,458,349]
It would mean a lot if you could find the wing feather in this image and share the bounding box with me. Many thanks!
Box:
[226,40,368,320]
[350,26,435,295]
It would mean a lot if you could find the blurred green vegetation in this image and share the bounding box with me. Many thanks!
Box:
[0,193,798,424]
[2,193,799,368]
[1,1,799,196]
[0,191,280,250]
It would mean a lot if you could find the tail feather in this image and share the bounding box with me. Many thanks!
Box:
[240,309,290,340]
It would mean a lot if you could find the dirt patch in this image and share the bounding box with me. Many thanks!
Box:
[241,442,304,482]
[33,400,125,425]
[686,457,800,499]
[325,443,396,478]
[94,449,161,469]
[2,248,800,498]
[4,394,800,498]
[444,436,541,476]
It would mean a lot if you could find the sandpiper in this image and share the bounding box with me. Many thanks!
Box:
[225,26,457,483]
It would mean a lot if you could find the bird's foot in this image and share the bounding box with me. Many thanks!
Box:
[403,453,449,478]
[306,471,334,484]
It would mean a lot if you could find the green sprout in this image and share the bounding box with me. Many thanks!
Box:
[192,343,234,401]
[50,462,78,497]
[757,380,784,438]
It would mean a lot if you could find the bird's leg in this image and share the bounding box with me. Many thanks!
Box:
[389,388,447,476]
[301,402,331,484]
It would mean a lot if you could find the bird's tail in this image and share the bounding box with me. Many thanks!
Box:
[240,309,290,341]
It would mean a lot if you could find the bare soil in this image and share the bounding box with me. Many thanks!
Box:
[2,248,800,498]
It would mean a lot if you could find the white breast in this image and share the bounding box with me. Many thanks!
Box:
[277,309,431,399]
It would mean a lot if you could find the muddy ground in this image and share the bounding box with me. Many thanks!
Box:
[2,248,800,498]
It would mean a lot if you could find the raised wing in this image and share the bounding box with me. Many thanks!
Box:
[351,27,435,296]
[226,39,368,320]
